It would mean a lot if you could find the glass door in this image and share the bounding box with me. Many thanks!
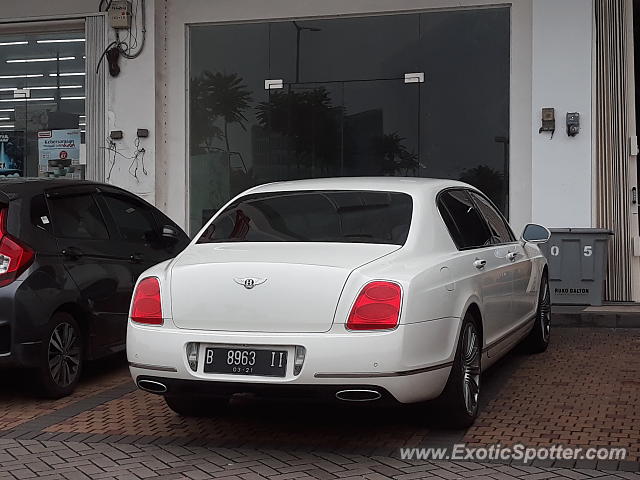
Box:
[262,78,420,181]
[188,9,510,234]
[0,28,86,179]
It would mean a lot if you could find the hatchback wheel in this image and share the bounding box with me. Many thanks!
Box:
[525,274,551,353]
[437,314,481,428]
[35,313,83,398]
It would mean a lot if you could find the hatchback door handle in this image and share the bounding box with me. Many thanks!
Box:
[62,247,83,260]
[130,253,144,264]
[473,259,487,269]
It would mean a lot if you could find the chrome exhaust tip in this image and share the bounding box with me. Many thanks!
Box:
[335,389,382,402]
[137,379,168,394]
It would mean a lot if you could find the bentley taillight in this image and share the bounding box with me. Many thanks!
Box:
[347,281,402,331]
[131,277,163,325]
[0,208,35,288]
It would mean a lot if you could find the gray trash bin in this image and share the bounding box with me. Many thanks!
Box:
[538,228,613,306]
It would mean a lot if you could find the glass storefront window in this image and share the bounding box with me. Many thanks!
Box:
[189,8,510,235]
[0,30,86,180]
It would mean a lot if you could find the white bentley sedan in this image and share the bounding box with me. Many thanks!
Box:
[127,178,550,426]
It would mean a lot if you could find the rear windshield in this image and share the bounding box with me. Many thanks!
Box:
[196,190,413,245]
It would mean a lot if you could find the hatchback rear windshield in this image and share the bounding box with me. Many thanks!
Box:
[196,190,413,245]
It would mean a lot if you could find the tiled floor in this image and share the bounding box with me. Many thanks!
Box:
[0,360,131,432]
[1,328,639,479]
[464,329,640,461]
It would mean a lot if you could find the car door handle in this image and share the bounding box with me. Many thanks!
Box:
[507,251,519,262]
[62,247,83,260]
[130,253,144,264]
[473,259,487,269]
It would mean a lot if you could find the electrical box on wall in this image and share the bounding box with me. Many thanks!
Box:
[567,112,580,137]
[108,0,132,29]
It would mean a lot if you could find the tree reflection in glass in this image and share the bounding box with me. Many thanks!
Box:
[190,71,252,171]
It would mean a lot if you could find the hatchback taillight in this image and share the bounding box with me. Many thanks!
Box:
[347,281,402,331]
[131,277,163,325]
[0,208,35,288]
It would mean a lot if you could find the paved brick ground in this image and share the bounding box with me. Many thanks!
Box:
[0,361,131,432]
[464,329,640,461]
[0,328,639,479]
[0,438,638,480]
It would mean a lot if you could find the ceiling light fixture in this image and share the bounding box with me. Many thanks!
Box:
[0,41,28,46]
[0,117,10,121]
[36,39,85,44]
[0,109,14,112]
[0,74,43,79]
[61,96,85,100]
[7,56,75,63]
[0,85,82,92]
[30,85,83,90]
[0,97,55,103]
[48,72,85,77]
[0,124,15,128]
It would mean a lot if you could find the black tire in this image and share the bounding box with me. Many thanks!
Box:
[437,313,482,429]
[525,273,551,353]
[164,395,228,417]
[35,312,83,399]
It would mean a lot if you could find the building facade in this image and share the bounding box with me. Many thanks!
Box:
[0,0,638,301]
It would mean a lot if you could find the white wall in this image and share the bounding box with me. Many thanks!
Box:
[531,0,594,228]
[105,0,157,204]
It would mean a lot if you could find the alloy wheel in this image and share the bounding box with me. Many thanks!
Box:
[461,322,481,416]
[48,322,81,387]
[540,278,551,343]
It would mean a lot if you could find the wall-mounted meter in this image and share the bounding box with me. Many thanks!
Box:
[109,0,132,29]
[539,108,556,138]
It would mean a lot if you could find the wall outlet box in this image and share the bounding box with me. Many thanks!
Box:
[108,0,132,29]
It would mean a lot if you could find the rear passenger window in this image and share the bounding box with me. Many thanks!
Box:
[470,192,515,244]
[438,190,491,250]
[198,190,412,245]
[30,194,53,234]
[48,194,109,240]
[102,194,158,243]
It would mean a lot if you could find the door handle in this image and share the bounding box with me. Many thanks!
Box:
[473,259,487,269]
[130,253,144,264]
[507,251,519,262]
[62,247,83,260]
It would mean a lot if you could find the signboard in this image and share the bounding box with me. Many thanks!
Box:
[0,131,24,177]
[37,129,81,173]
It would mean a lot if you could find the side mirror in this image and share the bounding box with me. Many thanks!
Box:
[161,224,180,245]
[521,223,551,244]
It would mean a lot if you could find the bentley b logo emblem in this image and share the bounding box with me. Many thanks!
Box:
[234,277,267,290]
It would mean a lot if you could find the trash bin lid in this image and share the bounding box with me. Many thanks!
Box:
[549,228,614,235]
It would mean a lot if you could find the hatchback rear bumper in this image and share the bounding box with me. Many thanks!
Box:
[0,280,46,369]
[0,340,42,368]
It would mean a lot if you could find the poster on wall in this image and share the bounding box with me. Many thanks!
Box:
[0,131,24,177]
[37,129,81,175]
